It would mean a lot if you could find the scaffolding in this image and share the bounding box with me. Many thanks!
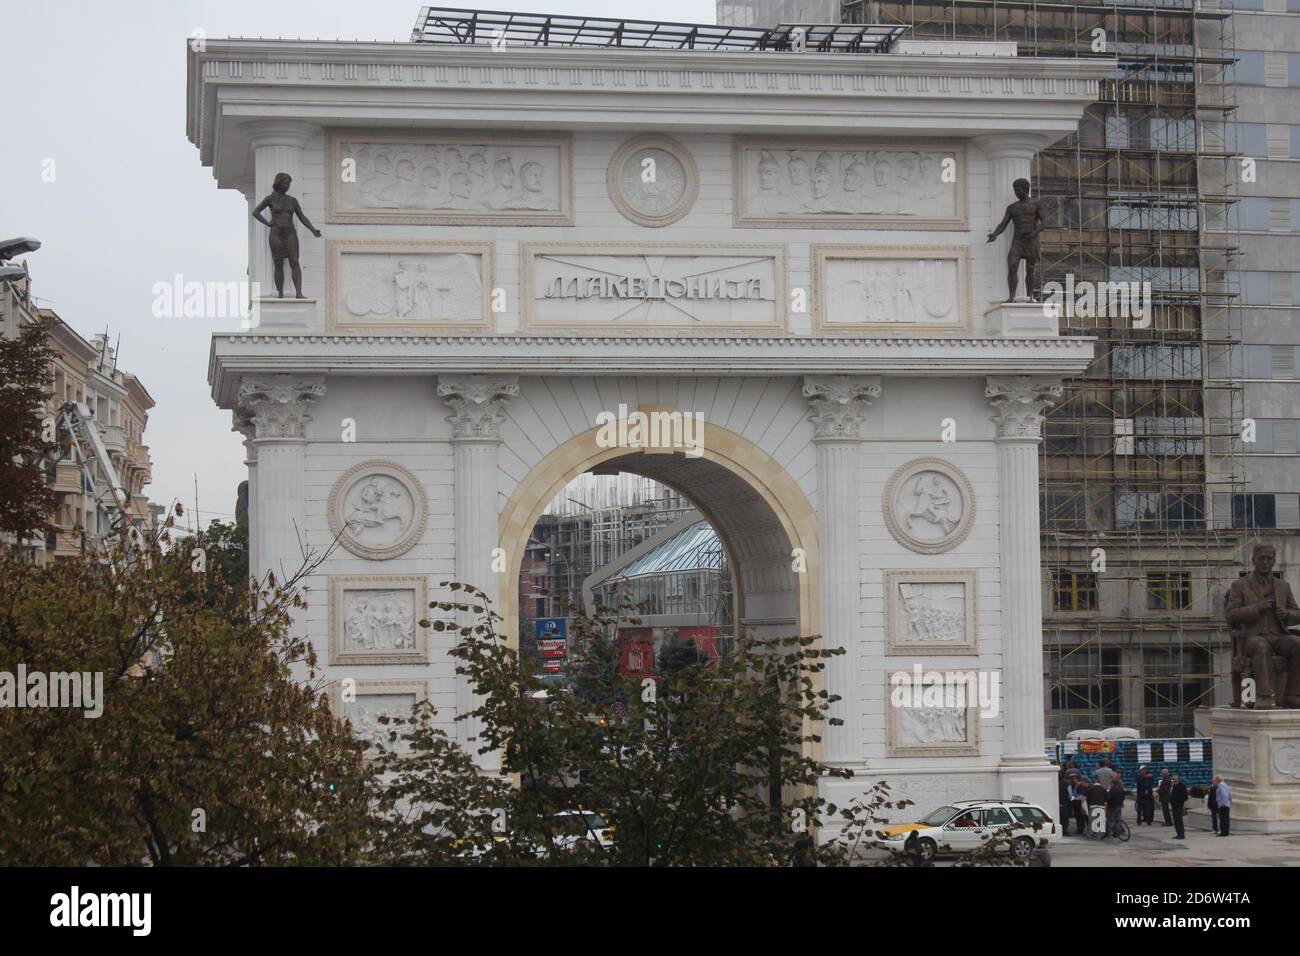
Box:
[524,475,698,622]
[846,0,1245,737]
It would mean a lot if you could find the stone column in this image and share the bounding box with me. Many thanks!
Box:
[803,375,881,767]
[437,375,520,771]
[985,376,1061,778]
[233,410,258,586]
[230,173,257,309]
[242,120,319,300]
[973,134,1049,306]
[236,377,325,588]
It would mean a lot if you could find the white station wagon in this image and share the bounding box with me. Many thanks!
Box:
[881,798,1060,862]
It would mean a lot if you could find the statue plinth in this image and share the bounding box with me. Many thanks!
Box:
[249,296,319,332]
[984,299,1058,338]
[1209,705,1300,832]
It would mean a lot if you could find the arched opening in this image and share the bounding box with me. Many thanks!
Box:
[497,423,820,658]
[519,472,736,688]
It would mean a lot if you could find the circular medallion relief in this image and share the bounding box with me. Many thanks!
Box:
[328,460,428,560]
[607,135,699,228]
[882,458,976,555]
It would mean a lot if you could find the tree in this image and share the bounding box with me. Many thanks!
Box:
[186,518,249,607]
[370,585,920,867]
[0,509,377,865]
[656,633,703,675]
[0,317,58,544]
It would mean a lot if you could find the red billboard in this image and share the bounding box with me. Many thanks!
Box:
[618,628,655,677]
[538,639,567,660]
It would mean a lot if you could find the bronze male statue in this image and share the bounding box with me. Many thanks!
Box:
[986,178,1046,301]
[1224,544,1300,709]
[252,172,321,298]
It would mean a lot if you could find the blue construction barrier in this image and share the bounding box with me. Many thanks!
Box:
[1046,738,1214,791]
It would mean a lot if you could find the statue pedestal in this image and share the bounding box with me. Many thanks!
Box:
[1210,705,1300,832]
[249,297,319,332]
[984,300,1058,338]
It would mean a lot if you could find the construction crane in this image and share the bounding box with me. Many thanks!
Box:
[57,401,130,538]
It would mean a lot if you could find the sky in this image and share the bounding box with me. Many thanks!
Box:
[0,0,714,529]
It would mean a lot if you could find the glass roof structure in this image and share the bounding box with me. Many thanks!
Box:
[596,520,724,583]
[411,7,906,53]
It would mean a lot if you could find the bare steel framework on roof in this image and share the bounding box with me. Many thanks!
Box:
[411,6,906,52]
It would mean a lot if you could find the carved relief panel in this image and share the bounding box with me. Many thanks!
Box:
[886,672,981,757]
[327,240,493,331]
[733,139,966,229]
[326,131,573,225]
[883,458,977,555]
[607,135,699,228]
[813,245,970,335]
[329,575,429,666]
[885,569,978,656]
[520,242,786,333]
[332,680,428,755]
[328,460,428,561]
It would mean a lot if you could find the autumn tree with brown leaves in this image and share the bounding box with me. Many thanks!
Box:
[0,510,377,865]
[0,316,58,545]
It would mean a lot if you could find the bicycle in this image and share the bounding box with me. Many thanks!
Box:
[1111,818,1131,842]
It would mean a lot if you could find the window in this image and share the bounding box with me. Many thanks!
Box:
[1111,345,1202,380]
[1053,571,1099,611]
[1011,806,1051,826]
[1116,492,1205,530]
[1114,418,1135,455]
[1042,491,1088,530]
[1245,418,1275,453]
[1233,493,1277,529]
[1142,647,1213,737]
[983,807,1012,828]
[1135,417,1203,455]
[1147,571,1192,610]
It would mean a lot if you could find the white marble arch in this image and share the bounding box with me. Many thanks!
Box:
[194,29,1111,830]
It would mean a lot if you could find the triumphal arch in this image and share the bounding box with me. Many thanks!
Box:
[189,9,1110,820]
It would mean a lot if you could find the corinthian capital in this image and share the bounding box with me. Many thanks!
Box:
[437,375,519,440]
[802,375,882,440]
[985,376,1063,439]
[236,376,325,440]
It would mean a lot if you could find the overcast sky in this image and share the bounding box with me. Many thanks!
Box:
[1,0,713,529]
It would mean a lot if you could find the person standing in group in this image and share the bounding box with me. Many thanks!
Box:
[1106,774,1126,838]
[1071,776,1090,836]
[1086,773,1109,839]
[1158,768,1173,826]
[1058,767,1074,835]
[1095,757,1116,790]
[1207,775,1221,833]
[1215,777,1232,837]
[1170,772,1189,839]
[1135,765,1156,825]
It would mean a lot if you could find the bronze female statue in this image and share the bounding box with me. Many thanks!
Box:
[252,172,321,298]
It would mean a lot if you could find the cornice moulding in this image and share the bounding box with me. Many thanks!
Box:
[206,333,1096,407]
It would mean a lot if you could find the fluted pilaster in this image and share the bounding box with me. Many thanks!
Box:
[803,375,880,765]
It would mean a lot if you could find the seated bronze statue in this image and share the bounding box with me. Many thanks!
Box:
[1224,544,1300,709]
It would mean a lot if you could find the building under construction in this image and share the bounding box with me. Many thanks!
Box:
[716,0,1280,737]
[521,474,699,624]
